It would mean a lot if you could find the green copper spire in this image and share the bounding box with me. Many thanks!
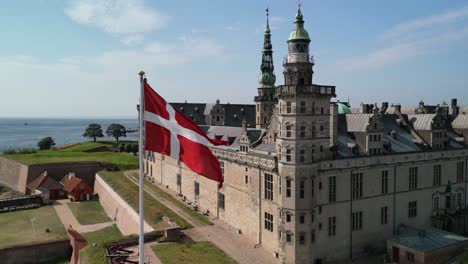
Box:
[258,8,276,88]
[288,7,311,43]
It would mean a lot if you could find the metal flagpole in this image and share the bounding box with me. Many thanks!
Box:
[138,70,145,263]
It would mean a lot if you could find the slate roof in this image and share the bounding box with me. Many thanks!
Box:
[61,176,85,193]
[452,115,468,129]
[27,174,62,191]
[254,143,276,153]
[169,102,255,127]
[381,115,422,153]
[344,114,372,132]
[389,225,468,252]
[407,114,436,130]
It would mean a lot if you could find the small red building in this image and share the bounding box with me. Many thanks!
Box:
[60,174,93,201]
[26,172,63,199]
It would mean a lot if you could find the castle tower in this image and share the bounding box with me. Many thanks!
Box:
[275,6,336,263]
[254,9,277,128]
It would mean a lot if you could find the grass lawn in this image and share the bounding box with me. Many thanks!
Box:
[99,170,192,229]
[80,224,123,264]
[0,206,68,248]
[67,200,111,225]
[127,171,211,226]
[152,242,237,264]
[3,141,138,170]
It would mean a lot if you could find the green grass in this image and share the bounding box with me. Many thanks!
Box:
[0,184,22,199]
[3,141,138,170]
[152,242,237,264]
[127,171,211,226]
[67,200,111,225]
[99,170,192,229]
[79,224,123,264]
[0,206,68,248]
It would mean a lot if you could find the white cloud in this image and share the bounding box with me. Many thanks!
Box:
[180,34,223,58]
[65,0,169,45]
[332,5,468,72]
[121,34,144,46]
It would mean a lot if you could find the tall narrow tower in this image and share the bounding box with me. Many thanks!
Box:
[275,6,336,264]
[254,9,276,128]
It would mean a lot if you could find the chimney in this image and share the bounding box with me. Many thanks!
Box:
[43,171,47,176]
[381,102,389,114]
[452,98,457,107]
[451,98,459,116]
[394,104,402,114]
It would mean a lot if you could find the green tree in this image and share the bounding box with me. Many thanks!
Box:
[106,124,127,142]
[37,137,55,150]
[82,123,104,142]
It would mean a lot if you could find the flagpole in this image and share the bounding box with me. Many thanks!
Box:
[138,70,145,263]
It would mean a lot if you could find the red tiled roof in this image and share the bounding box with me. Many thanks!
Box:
[60,176,84,193]
[27,174,62,191]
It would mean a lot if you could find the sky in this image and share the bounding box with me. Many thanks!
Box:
[1,0,468,118]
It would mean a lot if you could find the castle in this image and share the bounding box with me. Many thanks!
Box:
[145,7,468,264]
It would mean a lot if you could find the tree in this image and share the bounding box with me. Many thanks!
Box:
[37,137,55,150]
[82,124,104,142]
[106,124,127,142]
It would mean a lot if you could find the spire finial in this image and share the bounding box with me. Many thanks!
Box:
[266,7,270,29]
[298,0,302,10]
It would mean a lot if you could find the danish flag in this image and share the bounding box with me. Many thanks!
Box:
[143,81,228,188]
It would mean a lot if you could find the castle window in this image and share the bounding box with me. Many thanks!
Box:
[194,182,200,200]
[382,170,388,194]
[220,161,225,178]
[320,107,324,114]
[320,145,324,152]
[457,162,464,183]
[299,126,306,138]
[299,180,305,199]
[299,149,305,162]
[286,179,292,197]
[300,101,306,113]
[320,125,324,132]
[300,214,305,224]
[312,126,316,137]
[286,149,292,162]
[433,164,441,186]
[278,176,282,194]
[328,216,336,236]
[286,102,292,113]
[352,211,363,231]
[218,192,225,210]
[311,230,315,243]
[408,201,417,218]
[433,196,439,211]
[329,176,336,203]
[264,173,273,201]
[177,173,181,186]
[409,167,418,190]
[374,123,378,130]
[245,175,249,184]
[351,172,363,199]
[264,212,273,232]
[286,125,292,137]
[286,233,292,243]
[407,252,415,263]
[381,206,388,225]
[311,179,314,197]
[286,213,292,222]
[457,193,463,208]
[298,78,305,85]
[299,233,306,245]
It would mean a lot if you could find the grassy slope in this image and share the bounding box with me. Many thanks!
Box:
[79,225,123,264]
[67,200,111,225]
[3,141,138,170]
[152,242,237,264]
[127,171,211,225]
[99,170,191,229]
[0,206,67,248]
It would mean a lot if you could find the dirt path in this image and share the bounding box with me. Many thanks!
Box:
[53,199,114,233]
[123,170,207,227]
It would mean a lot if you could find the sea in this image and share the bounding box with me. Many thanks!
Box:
[0,118,139,152]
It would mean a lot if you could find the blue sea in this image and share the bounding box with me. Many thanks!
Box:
[0,118,139,152]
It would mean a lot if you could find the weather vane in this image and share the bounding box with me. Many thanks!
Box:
[298,0,302,9]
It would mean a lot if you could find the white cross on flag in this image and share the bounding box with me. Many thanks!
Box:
[143,81,228,188]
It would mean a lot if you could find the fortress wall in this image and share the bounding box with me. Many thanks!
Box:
[94,174,153,236]
[0,156,29,192]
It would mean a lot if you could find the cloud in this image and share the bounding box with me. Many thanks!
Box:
[332,5,468,72]
[121,34,144,46]
[269,16,286,30]
[180,33,223,59]
[381,5,468,42]
[65,0,169,45]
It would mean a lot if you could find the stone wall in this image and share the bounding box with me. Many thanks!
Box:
[94,174,153,236]
[0,156,29,192]
[0,239,71,264]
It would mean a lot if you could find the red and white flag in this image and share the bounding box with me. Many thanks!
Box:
[143,81,228,188]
